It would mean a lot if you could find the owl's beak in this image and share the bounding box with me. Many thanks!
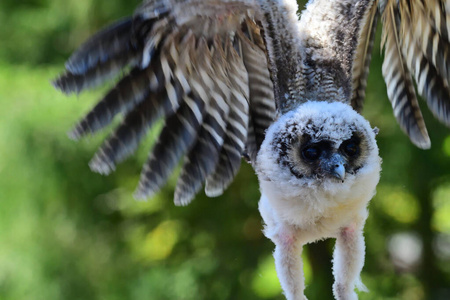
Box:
[332,163,346,181]
[323,154,346,181]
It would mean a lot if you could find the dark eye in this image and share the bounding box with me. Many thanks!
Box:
[343,141,359,157]
[302,146,321,161]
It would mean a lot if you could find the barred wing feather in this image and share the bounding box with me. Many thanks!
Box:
[351,0,450,148]
[378,0,450,148]
[53,0,276,204]
[351,0,379,112]
[380,0,430,148]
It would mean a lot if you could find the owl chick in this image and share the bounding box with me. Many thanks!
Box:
[53,0,450,299]
[257,101,381,300]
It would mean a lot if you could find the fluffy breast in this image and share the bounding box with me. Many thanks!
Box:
[258,158,380,241]
[256,101,381,241]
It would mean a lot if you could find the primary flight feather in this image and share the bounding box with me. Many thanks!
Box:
[53,0,450,299]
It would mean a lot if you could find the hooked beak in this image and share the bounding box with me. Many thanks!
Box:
[321,154,347,181]
[332,163,346,181]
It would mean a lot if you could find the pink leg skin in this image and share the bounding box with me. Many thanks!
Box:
[259,196,307,299]
[332,224,368,300]
[272,225,307,300]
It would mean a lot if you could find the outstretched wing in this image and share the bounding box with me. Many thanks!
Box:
[295,0,378,108]
[53,0,279,205]
[353,0,450,148]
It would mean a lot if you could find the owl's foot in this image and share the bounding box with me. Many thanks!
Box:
[333,282,358,300]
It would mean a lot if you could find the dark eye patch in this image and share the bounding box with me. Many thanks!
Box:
[302,146,321,161]
[301,140,332,162]
[340,136,360,158]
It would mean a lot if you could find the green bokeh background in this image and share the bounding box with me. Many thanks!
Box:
[0,1,449,299]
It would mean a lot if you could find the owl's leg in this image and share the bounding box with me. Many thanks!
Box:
[272,225,306,300]
[332,223,367,300]
[259,196,307,300]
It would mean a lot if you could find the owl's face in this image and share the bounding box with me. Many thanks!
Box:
[282,130,367,182]
[256,101,381,202]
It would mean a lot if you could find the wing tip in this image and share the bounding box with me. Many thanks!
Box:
[52,74,76,95]
[407,126,431,149]
[174,186,195,206]
[133,191,152,202]
[173,195,193,206]
[134,180,195,206]
[133,191,148,201]
[411,136,431,149]
[204,186,224,198]
[134,182,156,201]
[173,198,191,207]
[65,59,90,76]
[205,178,227,198]
[89,153,115,175]
[67,126,83,141]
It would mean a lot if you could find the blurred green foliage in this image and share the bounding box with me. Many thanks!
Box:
[0,0,449,299]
